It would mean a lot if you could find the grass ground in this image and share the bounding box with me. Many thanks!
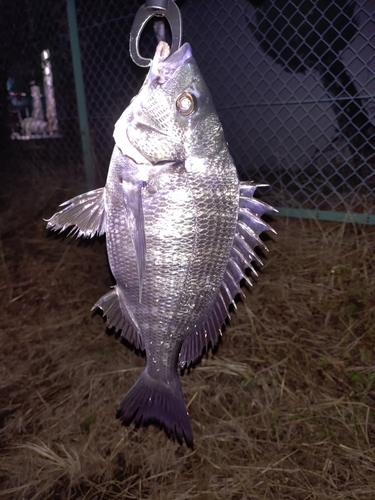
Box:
[1,161,375,499]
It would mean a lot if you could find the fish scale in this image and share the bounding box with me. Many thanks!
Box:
[46,41,275,447]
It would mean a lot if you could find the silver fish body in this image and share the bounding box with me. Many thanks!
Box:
[47,42,274,446]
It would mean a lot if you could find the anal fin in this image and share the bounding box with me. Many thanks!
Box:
[92,286,144,351]
[46,187,106,238]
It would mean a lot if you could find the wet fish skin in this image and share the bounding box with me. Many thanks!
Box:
[46,42,275,447]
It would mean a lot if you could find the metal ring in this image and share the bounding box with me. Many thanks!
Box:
[129,0,182,67]
[145,0,168,9]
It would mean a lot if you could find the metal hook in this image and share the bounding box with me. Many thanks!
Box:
[129,0,182,67]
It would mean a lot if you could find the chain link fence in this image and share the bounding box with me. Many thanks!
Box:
[181,0,375,218]
[1,0,374,221]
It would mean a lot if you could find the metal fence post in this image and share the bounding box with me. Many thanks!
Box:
[67,0,94,188]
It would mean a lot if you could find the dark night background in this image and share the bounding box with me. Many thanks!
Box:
[0,0,374,212]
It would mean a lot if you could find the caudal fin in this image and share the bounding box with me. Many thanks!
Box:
[116,370,193,447]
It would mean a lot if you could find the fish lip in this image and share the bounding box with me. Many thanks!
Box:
[150,42,193,84]
[164,42,193,67]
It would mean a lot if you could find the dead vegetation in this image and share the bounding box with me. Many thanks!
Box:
[1,159,375,500]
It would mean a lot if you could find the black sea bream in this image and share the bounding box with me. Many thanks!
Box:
[47,41,275,447]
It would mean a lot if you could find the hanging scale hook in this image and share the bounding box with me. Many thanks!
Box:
[129,0,182,67]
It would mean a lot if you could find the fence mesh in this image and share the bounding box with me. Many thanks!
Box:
[1,0,374,216]
[181,0,375,214]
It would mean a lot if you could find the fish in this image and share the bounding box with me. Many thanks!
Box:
[46,41,275,447]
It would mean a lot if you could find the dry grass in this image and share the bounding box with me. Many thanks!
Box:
[1,159,375,500]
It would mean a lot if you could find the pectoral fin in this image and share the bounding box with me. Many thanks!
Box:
[46,188,106,238]
[109,145,147,303]
[122,179,146,304]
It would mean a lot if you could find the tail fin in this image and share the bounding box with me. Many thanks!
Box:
[116,370,193,447]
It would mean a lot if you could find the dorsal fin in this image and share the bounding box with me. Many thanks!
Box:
[179,182,276,369]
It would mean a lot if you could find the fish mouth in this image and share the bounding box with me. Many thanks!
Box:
[150,42,193,85]
[163,42,192,69]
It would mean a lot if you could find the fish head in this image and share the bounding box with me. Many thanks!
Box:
[114,42,223,165]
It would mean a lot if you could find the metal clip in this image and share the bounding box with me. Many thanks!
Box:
[129,0,182,67]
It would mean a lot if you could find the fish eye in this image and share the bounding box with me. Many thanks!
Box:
[176,92,197,116]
